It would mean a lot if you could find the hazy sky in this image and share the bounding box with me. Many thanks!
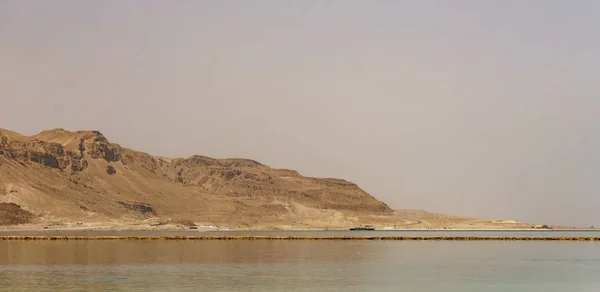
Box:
[2,1,599,226]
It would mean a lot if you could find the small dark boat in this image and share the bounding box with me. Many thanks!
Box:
[349,225,375,231]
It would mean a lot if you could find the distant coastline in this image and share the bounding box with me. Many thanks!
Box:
[2,235,600,241]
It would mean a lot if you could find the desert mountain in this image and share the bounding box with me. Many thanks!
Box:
[0,128,551,230]
[0,128,393,229]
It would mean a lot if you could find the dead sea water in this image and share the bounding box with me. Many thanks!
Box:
[1,240,600,291]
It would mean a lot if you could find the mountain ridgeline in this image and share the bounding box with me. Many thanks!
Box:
[0,128,392,228]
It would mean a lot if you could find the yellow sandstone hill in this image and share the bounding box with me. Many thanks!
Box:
[0,128,393,229]
[0,128,550,230]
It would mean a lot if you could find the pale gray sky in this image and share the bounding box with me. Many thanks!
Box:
[1,1,599,226]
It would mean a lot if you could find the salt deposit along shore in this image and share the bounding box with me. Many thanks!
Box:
[1,219,594,232]
[1,235,599,241]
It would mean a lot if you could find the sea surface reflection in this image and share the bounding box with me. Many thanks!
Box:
[1,240,600,291]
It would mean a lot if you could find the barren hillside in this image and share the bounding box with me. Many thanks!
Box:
[0,128,394,229]
[0,128,548,230]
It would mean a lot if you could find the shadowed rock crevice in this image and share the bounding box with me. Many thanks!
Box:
[106,165,116,175]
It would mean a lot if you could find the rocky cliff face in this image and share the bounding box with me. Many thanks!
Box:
[0,128,392,227]
[0,131,87,172]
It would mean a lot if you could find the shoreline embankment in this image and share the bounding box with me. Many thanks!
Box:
[1,236,599,241]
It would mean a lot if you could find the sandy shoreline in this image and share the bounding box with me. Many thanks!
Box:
[1,235,599,241]
[2,219,594,232]
[2,227,598,232]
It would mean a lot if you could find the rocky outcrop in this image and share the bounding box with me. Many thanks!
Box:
[82,131,121,162]
[0,131,88,172]
[117,202,157,216]
[88,143,120,162]
[0,203,36,225]
[173,155,265,169]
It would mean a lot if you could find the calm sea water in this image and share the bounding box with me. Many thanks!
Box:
[1,240,599,291]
